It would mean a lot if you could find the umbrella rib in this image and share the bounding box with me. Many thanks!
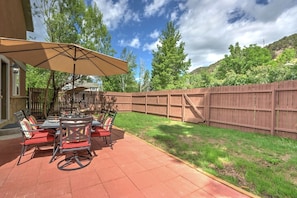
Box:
[54,44,76,59]
[75,48,107,76]
[77,47,128,74]
[92,53,128,73]
[32,45,77,67]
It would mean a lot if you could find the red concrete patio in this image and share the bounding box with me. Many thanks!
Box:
[0,128,257,198]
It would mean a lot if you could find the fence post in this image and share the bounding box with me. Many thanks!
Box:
[205,92,210,125]
[145,93,147,114]
[167,93,170,118]
[271,84,276,136]
[182,93,185,122]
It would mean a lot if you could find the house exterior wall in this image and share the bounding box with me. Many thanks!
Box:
[0,0,33,128]
[0,0,33,39]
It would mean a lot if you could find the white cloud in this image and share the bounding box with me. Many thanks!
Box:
[130,38,141,48]
[143,39,160,52]
[178,0,297,70]
[144,0,169,17]
[119,37,141,48]
[149,29,160,39]
[93,0,140,30]
[170,10,178,21]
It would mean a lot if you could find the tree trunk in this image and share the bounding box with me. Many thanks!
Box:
[47,72,59,116]
[43,71,54,118]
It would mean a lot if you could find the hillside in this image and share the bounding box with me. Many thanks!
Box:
[266,33,297,58]
[190,33,297,74]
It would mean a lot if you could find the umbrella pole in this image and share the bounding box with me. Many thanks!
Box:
[71,47,77,114]
[71,63,76,114]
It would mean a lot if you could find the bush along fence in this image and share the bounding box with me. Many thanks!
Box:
[28,80,297,140]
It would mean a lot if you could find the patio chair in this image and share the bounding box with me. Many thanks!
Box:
[22,109,44,130]
[14,110,26,121]
[91,111,117,149]
[50,116,93,171]
[94,108,108,126]
[15,116,55,165]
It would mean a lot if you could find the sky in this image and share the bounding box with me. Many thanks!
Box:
[28,0,297,73]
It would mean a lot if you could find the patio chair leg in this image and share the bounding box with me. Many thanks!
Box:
[49,147,59,163]
[86,149,93,157]
[109,136,113,149]
[30,147,37,160]
[17,145,26,165]
[102,137,107,144]
[23,145,27,156]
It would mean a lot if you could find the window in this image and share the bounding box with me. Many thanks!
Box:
[11,64,20,96]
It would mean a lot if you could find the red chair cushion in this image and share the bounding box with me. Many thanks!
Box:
[24,134,54,145]
[92,127,111,137]
[98,130,111,137]
[61,141,90,149]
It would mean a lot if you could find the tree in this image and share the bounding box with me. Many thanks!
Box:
[30,0,114,116]
[275,48,296,64]
[101,48,138,92]
[151,21,191,90]
[216,43,272,80]
[138,59,151,92]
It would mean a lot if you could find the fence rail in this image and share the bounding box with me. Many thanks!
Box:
[28,80,297,140]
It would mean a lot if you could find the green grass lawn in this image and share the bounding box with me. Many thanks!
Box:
[114,112,297,198]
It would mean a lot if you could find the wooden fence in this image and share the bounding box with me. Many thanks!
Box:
[28,80,297,140]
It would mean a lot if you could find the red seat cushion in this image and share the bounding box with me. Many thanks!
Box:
[98,130,111,137]
[61,141,90,149]
[91,128,111,137]
[91,131,101,137]
[31,132,50,138]
[24,134,54,145]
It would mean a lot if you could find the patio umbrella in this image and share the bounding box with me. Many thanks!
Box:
[0,37,128,111]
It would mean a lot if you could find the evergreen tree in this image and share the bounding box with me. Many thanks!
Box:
[151,21,191,90]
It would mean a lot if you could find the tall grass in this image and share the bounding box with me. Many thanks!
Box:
[114,112,297,198]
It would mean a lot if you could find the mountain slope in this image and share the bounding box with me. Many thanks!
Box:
[190,33,297,74]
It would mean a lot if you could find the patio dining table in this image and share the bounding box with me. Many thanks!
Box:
[40,118,101,129]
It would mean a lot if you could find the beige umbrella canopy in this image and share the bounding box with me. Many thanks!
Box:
[0,37,128,111]
[0,37,128,76]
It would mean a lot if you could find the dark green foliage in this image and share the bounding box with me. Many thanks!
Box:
[151,21,191,90]
[190,34,297,87]
[102,48,138,92]
[266,33,297,55]
[216,43,272,80]
[29,0,114,116]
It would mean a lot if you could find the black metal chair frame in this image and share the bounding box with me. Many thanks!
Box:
[50,116,93,171]
[92,110,117,149]
[14,111,55,165]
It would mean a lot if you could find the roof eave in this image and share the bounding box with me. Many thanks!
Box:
[22,0,34,32]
